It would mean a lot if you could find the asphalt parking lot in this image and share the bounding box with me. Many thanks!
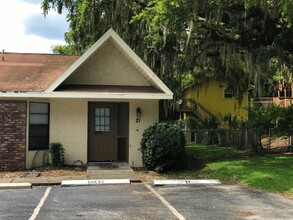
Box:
[0,183,292,220]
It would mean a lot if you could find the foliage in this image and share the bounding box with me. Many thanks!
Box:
[248,104,293,133]
[49,142,65,167]
[131,0,293,101]
[140,122,186,171]
[221,113,247,129]
[42,0,144,55]
[51,44,77,55]
[185,116,204,130]
[185,113,248,130]
[42,0,293,117]
[184,115,221,130]
[203,116,219,129]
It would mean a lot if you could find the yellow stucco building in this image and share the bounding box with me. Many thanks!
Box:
[181,79,249,122]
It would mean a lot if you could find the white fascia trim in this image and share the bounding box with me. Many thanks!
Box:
[0,92,173,100]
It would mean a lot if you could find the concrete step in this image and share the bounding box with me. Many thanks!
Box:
[86,163,141,182]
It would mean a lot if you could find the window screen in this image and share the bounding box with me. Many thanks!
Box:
[29,102,49,150]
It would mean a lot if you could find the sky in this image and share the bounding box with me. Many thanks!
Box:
[0,0,69,53]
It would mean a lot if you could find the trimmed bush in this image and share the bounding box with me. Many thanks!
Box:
[140,122,186,171]
[49,142,65,167]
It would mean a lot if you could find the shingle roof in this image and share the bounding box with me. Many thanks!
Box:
[0,53,79,92]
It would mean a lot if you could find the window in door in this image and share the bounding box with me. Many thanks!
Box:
[95,107,110,132]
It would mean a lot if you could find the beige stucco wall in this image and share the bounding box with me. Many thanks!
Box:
[26,99,88,168]
[129,100,159,167]
[65,41,151,87]
[26,99,159,168]
[49,99,88,165]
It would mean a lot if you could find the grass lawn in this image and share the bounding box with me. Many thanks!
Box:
[173,144,293,196]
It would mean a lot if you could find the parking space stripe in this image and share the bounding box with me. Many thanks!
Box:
[143,182,185,220]
[29,187,51,220]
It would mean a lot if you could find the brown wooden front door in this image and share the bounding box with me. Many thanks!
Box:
[88,103,117,161]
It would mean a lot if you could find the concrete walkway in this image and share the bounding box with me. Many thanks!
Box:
[87,162,140,182]
[0,163,140,189]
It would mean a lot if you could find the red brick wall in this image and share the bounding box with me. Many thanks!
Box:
[0,101,27,171]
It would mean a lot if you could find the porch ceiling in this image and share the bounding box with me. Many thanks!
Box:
[55,85,162,93]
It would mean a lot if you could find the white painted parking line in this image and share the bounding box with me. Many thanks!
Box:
[154,179,221,186]
[29,187,51,220]
[61,179,130,187]
[143,182,185,220]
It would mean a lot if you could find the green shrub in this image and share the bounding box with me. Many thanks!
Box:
[248,104,293,134]
[186,116,203,130]
[49,142,65,167]
[140,122,186,172]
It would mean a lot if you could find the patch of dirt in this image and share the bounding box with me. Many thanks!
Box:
[0,171,22,178]
[262,136,291,148]
[33,166,87,177]
[0,166,87,178]
[133,168,208,182]
[284,194,293,201]
[135,171,167,182]
[261,136,293,153]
